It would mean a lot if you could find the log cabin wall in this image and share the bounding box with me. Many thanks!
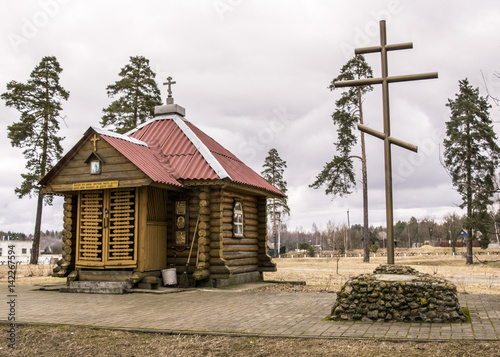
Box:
[209,189,266,277]
[54,194,78,277]
[64,195,78,269]
[160,186,275,283]
[209,187,230,279]
[256,196,276,272]
[193,186,211,280]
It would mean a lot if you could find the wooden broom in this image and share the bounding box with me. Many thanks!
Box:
[179,213,200,288]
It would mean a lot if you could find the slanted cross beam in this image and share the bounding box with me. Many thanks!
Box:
[334,20,438,264]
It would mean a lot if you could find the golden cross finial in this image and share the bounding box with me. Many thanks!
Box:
[90,133,100,152]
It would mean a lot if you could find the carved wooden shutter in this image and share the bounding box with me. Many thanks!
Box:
[107,188,136,262]
[77,190,104,263]
[76,188,137,268]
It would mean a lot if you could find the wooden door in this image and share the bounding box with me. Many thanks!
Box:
[76,188,138,269]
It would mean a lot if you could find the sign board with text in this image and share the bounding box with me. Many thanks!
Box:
[72,180,119,191]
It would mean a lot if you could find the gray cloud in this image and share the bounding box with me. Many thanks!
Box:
[1,1,499,234]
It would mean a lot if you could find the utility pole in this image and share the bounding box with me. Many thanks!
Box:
[347,209,351,251]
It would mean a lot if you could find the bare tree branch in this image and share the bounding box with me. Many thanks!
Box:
[481,70,500,109]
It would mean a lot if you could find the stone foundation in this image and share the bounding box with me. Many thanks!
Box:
[61,281,133,294]
[209,271,262,288]
[331,265,467,323]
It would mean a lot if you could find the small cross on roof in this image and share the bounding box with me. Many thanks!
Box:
[163,76,176,104]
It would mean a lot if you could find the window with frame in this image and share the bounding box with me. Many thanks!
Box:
[233,202,244,237]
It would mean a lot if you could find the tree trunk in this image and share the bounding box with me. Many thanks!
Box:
[31,85,50,266]
[466,121,473,265]
[358,87,370,263]
[492,213,500,243]
[30,191,43,265]
[407,225,411,248]
[466,227,473,264]
[361,146,369,262]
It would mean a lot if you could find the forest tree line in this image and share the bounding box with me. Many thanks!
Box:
[277,211,500,254]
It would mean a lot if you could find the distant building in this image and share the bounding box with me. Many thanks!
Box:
[0,237,32,264]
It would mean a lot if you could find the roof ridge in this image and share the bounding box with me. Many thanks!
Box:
[92,126,148,147]
[172,117,231,180]
[124,114,186,136]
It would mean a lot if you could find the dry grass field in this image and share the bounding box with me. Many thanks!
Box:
[263,247,500,294]
[2,247,500,356]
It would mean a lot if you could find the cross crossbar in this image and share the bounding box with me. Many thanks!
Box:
[334,72,438,88]
[357,124,418,152]
[355,42,413,54]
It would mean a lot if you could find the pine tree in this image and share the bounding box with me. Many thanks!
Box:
[408,216,419,247]
[2,56,69,265]
[443,78,500,264]
[101,56,162,133]
[310,54,373,262]
[262,148,290,256]
[443,213,463,255]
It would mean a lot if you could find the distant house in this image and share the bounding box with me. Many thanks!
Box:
[0,237,32,264]
[266,242,286,257]
[40,90,284,288]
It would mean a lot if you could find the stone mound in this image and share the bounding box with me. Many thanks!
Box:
[373,264,419,275]
[331,265,467,323]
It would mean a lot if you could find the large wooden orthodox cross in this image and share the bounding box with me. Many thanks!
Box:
[334,20,438,264]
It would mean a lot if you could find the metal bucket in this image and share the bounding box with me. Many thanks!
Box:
[162,267,177,286]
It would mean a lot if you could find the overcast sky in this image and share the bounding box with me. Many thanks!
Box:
[1,1,500,235]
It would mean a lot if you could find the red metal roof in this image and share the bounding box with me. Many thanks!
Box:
[184,122,284,196]
[185,121,240,160]
[100,134,182,187]
[127,117,284,196]
[41,115,284,197]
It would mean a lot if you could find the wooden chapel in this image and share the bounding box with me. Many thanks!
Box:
[41,81,284,290]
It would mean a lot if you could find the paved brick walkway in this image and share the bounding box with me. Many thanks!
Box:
[2,284,500,341]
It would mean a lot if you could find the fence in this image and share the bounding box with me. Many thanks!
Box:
[280,250,500,259]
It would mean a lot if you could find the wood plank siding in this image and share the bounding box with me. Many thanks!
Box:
[49,138,150,190]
